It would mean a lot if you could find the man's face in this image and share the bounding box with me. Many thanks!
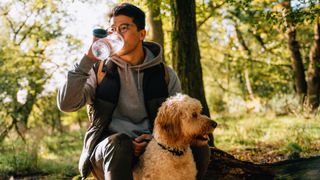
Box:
[108,15,146,58]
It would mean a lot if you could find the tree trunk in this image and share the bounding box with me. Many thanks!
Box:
[146,0,164,48]
[205,147,274,179]
[146,0,165,62]
[234,24,256,103]
[205,147,320,179]
[283,0,307,97]
[307,17,320,110]
[287,29,307,96]
[170,0,210,117]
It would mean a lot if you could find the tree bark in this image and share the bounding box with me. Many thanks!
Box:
[283,0,307,97]
[205,147,274,179]
[170,0,210,117]
[146,0,165,62]
[146,0,164,47]
[234,24,256,103]
[307,17,320,110]
[287,29,307,96]
[205,147,320,179]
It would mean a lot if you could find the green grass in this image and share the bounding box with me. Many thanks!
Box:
[214,113,320,163]
[0,130,83,179]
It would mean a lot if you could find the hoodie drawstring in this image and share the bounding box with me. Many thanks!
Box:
[125,63,128,82]
[137,68,141,90]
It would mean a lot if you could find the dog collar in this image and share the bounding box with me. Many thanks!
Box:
[157,142,186,156]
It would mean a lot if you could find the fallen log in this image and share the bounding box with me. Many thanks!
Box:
[205,147,274,179]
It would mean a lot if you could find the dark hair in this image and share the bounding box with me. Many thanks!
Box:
[108,3,145,31]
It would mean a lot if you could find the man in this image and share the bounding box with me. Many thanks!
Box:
[57,3,210,180]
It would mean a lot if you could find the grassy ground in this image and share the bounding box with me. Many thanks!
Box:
[0,113,319,178]
[214,113,320,164]
[0,129,84,179]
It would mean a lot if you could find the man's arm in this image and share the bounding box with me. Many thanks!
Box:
[57,55,97,112]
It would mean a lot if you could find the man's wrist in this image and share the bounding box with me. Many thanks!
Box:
[77,55,97,73]
[85,51,99,62]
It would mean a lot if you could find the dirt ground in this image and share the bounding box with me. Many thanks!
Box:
[228,142,320,164]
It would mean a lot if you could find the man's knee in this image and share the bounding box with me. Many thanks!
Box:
[103,133,133,156]
[108,133,133,147]
[90,133,134,180]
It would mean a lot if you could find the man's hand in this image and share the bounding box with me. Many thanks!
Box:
[132,134,153,157]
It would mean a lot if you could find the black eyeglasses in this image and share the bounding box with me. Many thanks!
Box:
[107,23,135,34]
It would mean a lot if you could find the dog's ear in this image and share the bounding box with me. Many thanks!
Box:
[155,101,183,144]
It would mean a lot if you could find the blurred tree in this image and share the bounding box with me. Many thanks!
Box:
[29,92,63,134]
[198,0,320,113]
[195,0,292,113]
[146,0,166,62]
[282,0,308,97]
[220,2,294,112]
[0,0,80,142]
[278,0,320,110]
[146,0,165,50]
[306,15,320,110]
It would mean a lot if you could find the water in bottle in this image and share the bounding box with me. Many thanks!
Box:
[91,29,124,61]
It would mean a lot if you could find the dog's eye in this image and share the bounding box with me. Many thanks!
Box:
[192,112,198,118]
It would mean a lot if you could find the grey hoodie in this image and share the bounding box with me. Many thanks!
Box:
[57,42,181,138]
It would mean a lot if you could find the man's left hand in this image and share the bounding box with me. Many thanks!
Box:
[132,134,153,157]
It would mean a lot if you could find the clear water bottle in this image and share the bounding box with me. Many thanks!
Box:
[91,29,124,61]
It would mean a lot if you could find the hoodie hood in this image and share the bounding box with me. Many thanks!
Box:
[110,41,163,71]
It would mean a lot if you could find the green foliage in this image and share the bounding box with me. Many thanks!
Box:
[28,92,64,133]
[0,0,81,141]
[195,0,320,113]
[264,1,320,25]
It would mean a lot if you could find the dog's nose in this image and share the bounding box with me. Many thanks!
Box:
[210,121,217,128]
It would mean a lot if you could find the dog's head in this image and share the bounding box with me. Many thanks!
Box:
[153,94,217,147]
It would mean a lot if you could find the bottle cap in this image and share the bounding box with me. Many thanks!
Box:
[93,28,107,38]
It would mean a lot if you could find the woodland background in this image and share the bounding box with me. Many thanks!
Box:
[0,0,319,178]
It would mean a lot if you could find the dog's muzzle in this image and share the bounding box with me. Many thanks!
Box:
[194,120,217,142]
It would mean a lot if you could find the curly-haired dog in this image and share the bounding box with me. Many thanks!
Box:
[133,94,217,180]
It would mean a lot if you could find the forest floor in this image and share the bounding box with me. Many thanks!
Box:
[228,142,320,164]
[206,147,320,179]
[206,113,320,179]
[1,114,319,179]
[214,113,320,163]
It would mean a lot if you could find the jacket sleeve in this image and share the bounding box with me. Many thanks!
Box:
[166,66,182,96]
[57,55,97,112]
